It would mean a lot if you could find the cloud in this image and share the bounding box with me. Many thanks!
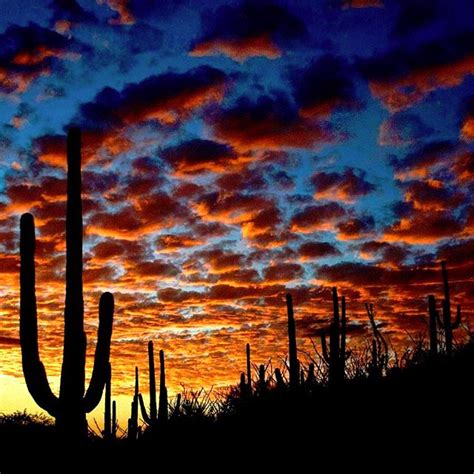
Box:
[392,0,438,37]
[311,168,375,202]
[460,96,474,142]
[78,65,229,129]
[402,180,465,211]
[359,30,474,111]
[49,0,98,31]
[292,55,357,117]
[298,241,341,261]
[342,0,383,8]
[99,0,135,25]
[379,113,433,146]
[263,262,304,283]
[383,210,464,244]
[357,241,410,265]
[162,139,239,175]
[207,93,335,152]
[195,191,273,224]
[290,202,346,233]
[190,1,305,61]
[390,140,456,179]
[0,22,85,94]
[337,215,375,240]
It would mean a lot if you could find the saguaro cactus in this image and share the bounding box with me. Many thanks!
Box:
[437,261,461,356]
[139,343,168,425]
[320,287,347,386]
[128,367,139,440]
[19,128,114,439]
[286,293,299,388]
[246,343,252,392]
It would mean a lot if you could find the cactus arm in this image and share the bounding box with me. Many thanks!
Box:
[103,362,111,437]
[19,213,59,416]
[83,292,114,413]
[112,400,117,438]
[148,341,157,421]
[138,393,152,425]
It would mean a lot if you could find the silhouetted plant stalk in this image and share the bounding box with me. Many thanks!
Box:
[286,293,300,388]
[365,303,388,378]
[19,128,114,440]
[320,287,348,386]
[246,343,252,393]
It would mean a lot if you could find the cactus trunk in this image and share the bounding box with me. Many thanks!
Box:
[19,128,114,440]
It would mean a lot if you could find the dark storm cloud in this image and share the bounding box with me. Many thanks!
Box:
[291,55,357,117]
[0,22,88,94]
[78,65,228,129]
[190,0,306,61]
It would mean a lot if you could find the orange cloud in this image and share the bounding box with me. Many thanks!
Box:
[190,34,281,62]
[369,55,474,112]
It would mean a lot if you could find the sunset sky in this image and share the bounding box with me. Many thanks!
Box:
[0,0,473,426]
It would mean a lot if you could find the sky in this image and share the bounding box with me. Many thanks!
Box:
[0,0,473,426]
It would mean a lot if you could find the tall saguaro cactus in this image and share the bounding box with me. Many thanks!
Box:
[128,367,139,440]
[286,293,299,388]
[246,343,252,392]
[320,287,347,386]
[19,128,114,439]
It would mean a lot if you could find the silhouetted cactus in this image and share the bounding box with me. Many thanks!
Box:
[286,293,299,388]
[139,343,168,425]
[437,261,461,356]
[19,128,114,439]
[365,303,388,378]
[274,368,285,389]
[128,367,139,440]
[320,287,347,386]
[112,400,117,438]
[256,364,268,395]
[246,343,252,393]
[306,363,315,387]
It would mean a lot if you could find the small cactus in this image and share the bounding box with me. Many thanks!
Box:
[246,343,252,393]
